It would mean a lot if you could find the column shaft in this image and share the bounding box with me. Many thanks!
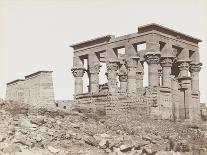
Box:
[190,62,202,92]
[107,61,118,93]
[75,77,83,94]
[136,72,143,88]
[161,57,173,88]
[118,64,128,93]
[148,63,159,86]
[127,57,139,93]
[136,61,144,89]
[89,65,100,93]
[71,68,85,95]
[119,75,127,92]
[88,53,100,93]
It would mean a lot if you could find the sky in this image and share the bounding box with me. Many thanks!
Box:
[0,0,207,102]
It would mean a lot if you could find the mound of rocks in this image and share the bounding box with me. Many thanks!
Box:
[0,101,207,155]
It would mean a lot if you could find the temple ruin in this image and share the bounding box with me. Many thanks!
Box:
[6,71,55,105]
[71,23,202,121]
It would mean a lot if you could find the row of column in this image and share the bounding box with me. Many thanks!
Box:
[71,44,201,96]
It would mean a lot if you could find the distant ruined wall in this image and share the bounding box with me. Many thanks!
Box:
[6,79,25,103]
[6,71,55,105]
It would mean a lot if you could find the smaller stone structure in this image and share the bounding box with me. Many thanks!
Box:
[6,79,25,103]
[6,71,55,105]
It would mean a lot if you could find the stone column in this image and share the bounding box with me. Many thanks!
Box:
[161,57,174,88]
[107,60,119,94]
[89,64,100,93]
[136,71,144,89]
[118,65,128,92]
[126,56,140,93]
[136,61,144,89]
[171,75,180,120]
[177,59,192,119]
[158,64,162,86]
[189,62,202,121]
[88,53,100,93]
[145,53,161,87]
[71,67,85,95]
[189,62,202,92]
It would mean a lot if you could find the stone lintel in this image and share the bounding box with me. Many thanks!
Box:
[161,51,175,58]
[138,23,202,44]
[177,59,191,63]
[25,71,53,79]
[7,79,25,86]
[70,35,114,50]
[108,58,120,63]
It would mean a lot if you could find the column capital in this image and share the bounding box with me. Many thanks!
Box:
[107,61,118,72]
[71,67,86,77]
[119,75,128,82]
[189,62,202,73]
[145,52,161,64]
[126,56,140,68]
[177,60,191,71]
[89,64,101,74]
[161,57,174,67]
[136,71,144,80]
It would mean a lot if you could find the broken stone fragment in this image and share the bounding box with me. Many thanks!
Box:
[99,139,109,149]
[33,135,42,142]
[0,135,6,142]
[119,144,133,152]
[83,135,98,146]
[47,146,60,153]
[100,133,110,138]
[2,144,22,154]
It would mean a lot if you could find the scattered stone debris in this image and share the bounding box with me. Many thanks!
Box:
[0,101,207,155]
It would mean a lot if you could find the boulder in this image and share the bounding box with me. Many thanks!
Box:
[83,136,98,146]
[99,139,109,149]
[100,133,110,139]
[2,144,22,154]
[0,135,6,142]
[47,146,60,153]
[119,144,133,152]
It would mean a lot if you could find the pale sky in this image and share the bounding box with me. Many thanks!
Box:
[0,0,207,103]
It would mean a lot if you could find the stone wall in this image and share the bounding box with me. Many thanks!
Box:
[6,71,55,106]
[6,79,25,103]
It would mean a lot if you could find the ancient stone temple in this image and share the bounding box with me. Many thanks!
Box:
[6,71,55,106]
[70,23,202,121]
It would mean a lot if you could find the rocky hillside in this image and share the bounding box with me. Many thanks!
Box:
[0,100,207,155]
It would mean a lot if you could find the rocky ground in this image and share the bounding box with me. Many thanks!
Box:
[0,99,207,155]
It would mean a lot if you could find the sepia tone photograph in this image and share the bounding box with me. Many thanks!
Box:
[0,0,207,154]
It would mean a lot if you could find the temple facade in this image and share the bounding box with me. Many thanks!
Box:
[71,23,202,121]
[6,71,55,106]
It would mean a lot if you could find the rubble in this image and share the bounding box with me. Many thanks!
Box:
[0,101,207,155]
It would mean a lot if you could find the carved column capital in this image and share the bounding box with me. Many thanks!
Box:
[136,71,144,80]
[161,57,173,67]
[126,56,140,68]
[71,67,86,77]
[189,62,202,73]
[145,53,161,64]
[89,64,101,74]
[119,75,128,82]
[107,62,118,72]
[177,61,190,71]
